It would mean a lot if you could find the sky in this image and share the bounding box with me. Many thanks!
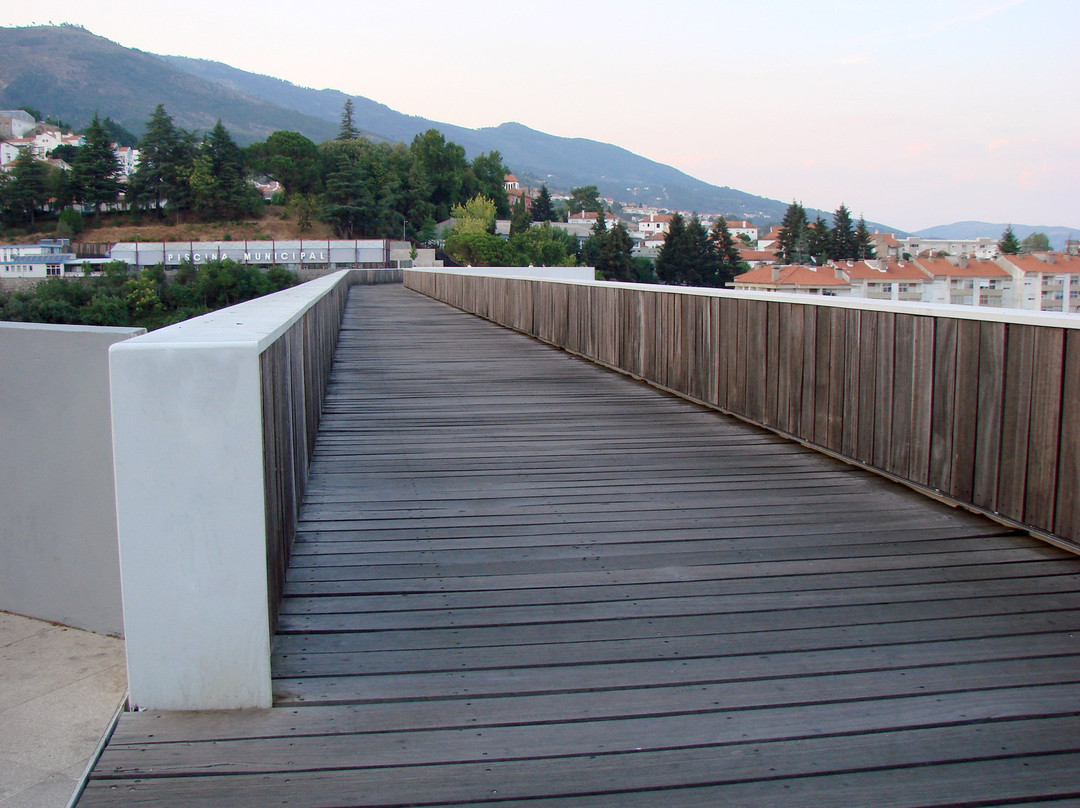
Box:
[4,0,1078,231]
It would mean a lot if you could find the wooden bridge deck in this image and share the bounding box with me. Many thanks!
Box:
[79,284,1080,807]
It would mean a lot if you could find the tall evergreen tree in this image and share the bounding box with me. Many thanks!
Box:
[71,113,120,213]
[580,210,608,268]
[777,201,809,264]
[998,224,1021,255]
[595,222,636,282]
[509,197,531,237]
[655,213,688,284]
[321,155,375,238]
[339,99,359,140]
[531,184,555,222]
[7,148,50,226]
[854,216,876,259]
[131,104,185,216]
[830,203,857,260]
[807,215,831,264]
[685,214,721,287]
[709,216,742,286]
[194,121,259,219]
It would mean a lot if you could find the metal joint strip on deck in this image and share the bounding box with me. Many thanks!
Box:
[79,284,1080,807]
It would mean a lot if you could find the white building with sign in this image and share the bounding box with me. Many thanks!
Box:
[109,239,393,270]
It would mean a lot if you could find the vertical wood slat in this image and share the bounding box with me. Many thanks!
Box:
[855,310,877,466]
[1056,330,1080,540]
[1024,327,1065,533]
[799,306,817,440]
[929,317,958,494]
[825,307,846,453]
[812,307,832,446]
[764,301,781,428]
[841,308,862,459]
[909,317,936,487]
[998,325,1035,522]
[950,320,982,504]
[889,314,915,478]
[404,271,1078,543]
[872,312,895,472]
[972,322,1006,512]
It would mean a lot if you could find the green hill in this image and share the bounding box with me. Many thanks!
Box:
[0,25,337,143]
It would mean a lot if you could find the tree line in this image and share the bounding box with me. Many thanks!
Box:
[0,259,299,330]
[775,201,876,264]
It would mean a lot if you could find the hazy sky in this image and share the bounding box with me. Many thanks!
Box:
[5,0,1077,231]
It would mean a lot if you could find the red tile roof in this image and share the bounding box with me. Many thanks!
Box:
[915,257,1010,278]
[735,264,850,288]
[836,259,928,281]
[998,253,1080,274]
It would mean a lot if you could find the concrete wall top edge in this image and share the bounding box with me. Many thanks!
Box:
[117,271,350,351]
[0,321,144,337]
[405,270,1080,330]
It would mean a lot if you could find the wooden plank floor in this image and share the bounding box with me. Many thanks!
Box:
[80,284,1080,807]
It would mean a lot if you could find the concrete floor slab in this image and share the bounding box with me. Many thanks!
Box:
[0,613,126,808]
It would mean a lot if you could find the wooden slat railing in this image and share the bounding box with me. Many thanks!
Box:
[259,277,351,631]
[405,271,1079,547]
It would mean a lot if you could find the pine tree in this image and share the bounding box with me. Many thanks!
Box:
[580,210,608,268]
[655,213,688,284]
[339,99,359,140]
[595,222,636,282]
[807,215,831,264]
[8,148,49,226]
[830,203,857,260]
[998,224,1021,255]
[709,216,742,287]
[531,184,555,222]
[777,201,809,264]
[685,214,721,287]
[854,216,876,259]
[509,197,531,237]
[131,104,182,216]
[71,113,120,213]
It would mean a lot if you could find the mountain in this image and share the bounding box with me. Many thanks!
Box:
[162,54,791,219]
[0,25,337,144]
[913,222,1075,252]
[0,24,792,220]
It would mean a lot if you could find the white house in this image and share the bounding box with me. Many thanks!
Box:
[638,214,674,236]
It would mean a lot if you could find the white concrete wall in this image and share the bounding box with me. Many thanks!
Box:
[110,271,350,711]
[0,322,144,636]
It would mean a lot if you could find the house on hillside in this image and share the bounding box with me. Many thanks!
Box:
[722,219,759,242]
[638,214,674,236]
[504,174,533,212]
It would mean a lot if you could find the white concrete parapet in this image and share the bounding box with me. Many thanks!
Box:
[110,271,351,710]
[0,322,143,636]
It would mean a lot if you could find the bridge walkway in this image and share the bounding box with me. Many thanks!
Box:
[79,284,1080,806]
